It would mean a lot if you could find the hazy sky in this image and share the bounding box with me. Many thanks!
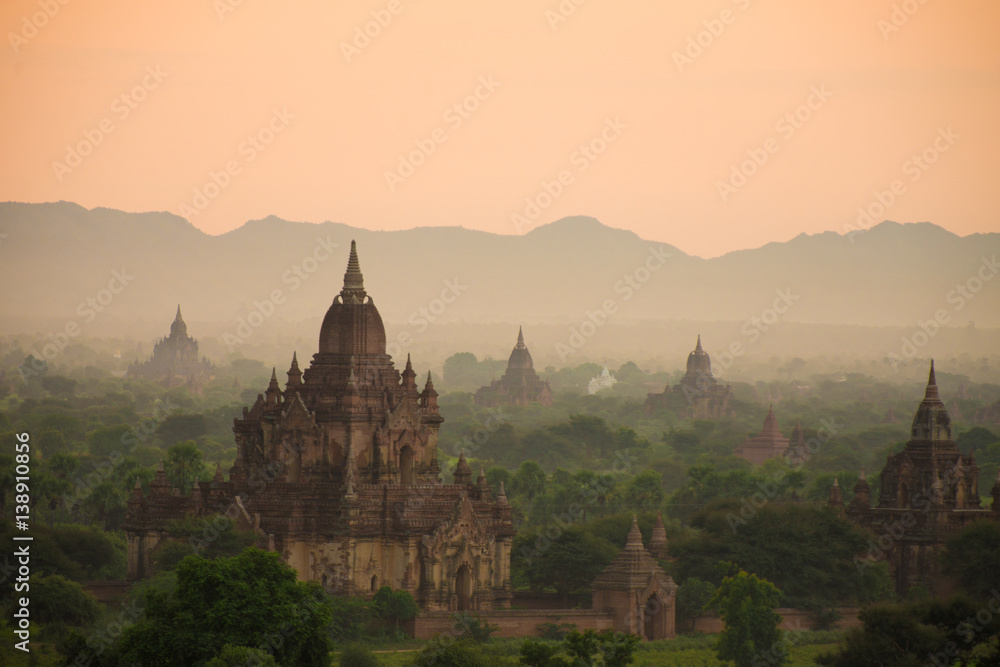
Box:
[1,1,998,257]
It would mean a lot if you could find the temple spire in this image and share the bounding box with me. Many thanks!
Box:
[286,352,303,388]
[695,334,703,352]
[516,325,525,349]
[625,515,644,551]
[340,239,366,301]
[924,359,940,401]
[170,304,188,337]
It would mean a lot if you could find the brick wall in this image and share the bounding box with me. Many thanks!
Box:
[693,607,862,633]
[408,609,615,639]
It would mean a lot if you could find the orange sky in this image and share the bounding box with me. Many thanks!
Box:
[1,0,998,257]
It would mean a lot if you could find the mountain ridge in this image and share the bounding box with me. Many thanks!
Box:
[1,201,996,330]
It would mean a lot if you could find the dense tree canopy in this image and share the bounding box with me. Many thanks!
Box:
[710,570,786,667]
[116,548,333,666]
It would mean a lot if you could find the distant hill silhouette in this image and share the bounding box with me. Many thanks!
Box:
[1,201,997,331]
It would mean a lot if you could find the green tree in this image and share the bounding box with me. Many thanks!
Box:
[623,469,664,512]
[26,574,101,625]
[551,414,614,459]
[337,643,379,667]
[205,644,279,667]
[523,629,639,667]
[154,513,258,570]
[512,460,547,517]
[443,351,481,390]
[86,424,132,459]
[452,611,499,643]
[411,639,492,667]
[372,585,418,634]
[941,520,1000,601]
[676,577,716,631]
[671,502,871,608]
[117,548,332,666]
[157,413,208,445]
[83,480,129,530]
[710,570,786,667]
[41,375,77,398]
[165,440,206,494]
[567,629,639,667]
[817,596,1000,667]
[514,526,617,602]
[485,466,511,492]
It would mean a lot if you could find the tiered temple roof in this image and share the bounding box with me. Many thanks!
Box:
[733,406,791,465]
[474,327,553,407]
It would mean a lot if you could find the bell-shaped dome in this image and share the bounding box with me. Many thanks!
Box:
[507,326,534,370]
[170,305,187,338]
[686,335,712,377]
[318,241,387,356]
[911,361,952,441]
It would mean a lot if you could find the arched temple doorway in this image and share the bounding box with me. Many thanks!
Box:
[456,564,472,611]
[400,446,413,485]
[643,594,668,640]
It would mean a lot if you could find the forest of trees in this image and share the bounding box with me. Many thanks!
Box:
[1,339,999,665]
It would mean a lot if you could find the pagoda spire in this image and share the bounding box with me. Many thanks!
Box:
[266,367,281,405]
[625,515,644,551]
[911,360,951,441]
[340,239,367,301]
[695,334,703,352]
[829,476,843,506]
[924,359,940,401]
[401,353,417,391]
[170,304,188,337]
[286,351,303,389]
[516,326,525,349]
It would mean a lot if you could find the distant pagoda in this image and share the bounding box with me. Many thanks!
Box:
[588,364,618,395]
[733,406,791,465]
[127,306,214,393]
[645,336,734,419]
[474,327,553,408]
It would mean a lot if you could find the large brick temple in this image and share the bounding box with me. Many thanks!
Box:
[124,242,515,611]
[836,361,1000,594]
